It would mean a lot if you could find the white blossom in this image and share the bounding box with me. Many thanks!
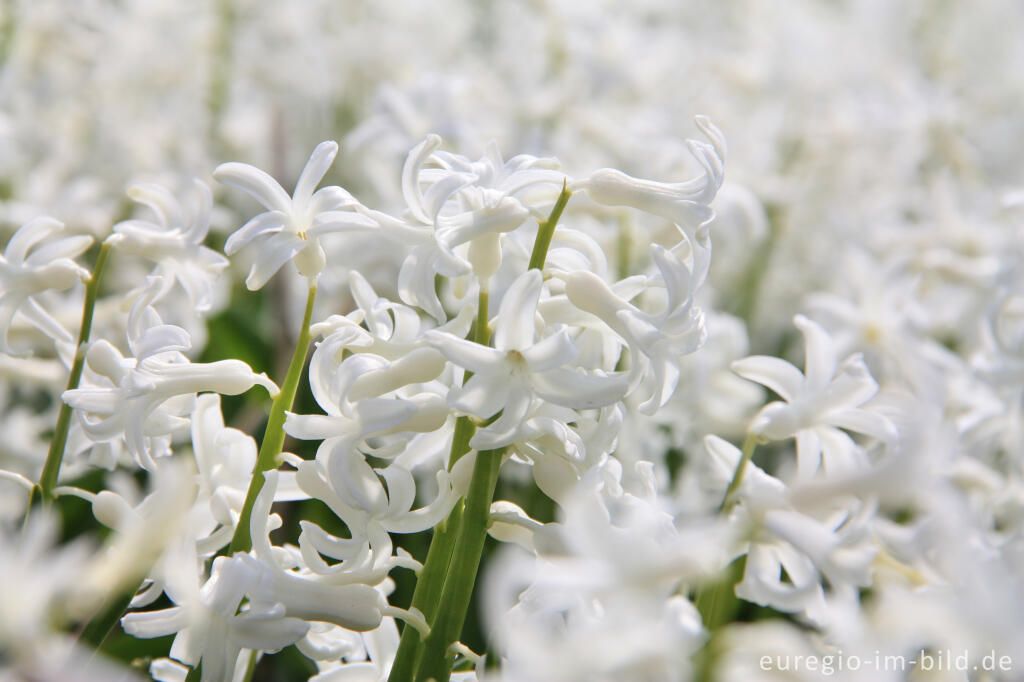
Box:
[214,141,377,288]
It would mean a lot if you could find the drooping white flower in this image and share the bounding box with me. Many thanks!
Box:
[0,216,92,353]
[112,180,228,311]
[732,314,897,477]
[214,141,377,289]
[573,115,725,288]
[427,269,628,450]
[564,243,706,413]
[121,552,310,682]
[63,284,277,468]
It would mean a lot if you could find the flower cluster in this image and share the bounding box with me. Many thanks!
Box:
[4,3,1024,681]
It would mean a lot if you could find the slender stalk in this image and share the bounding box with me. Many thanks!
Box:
[388,501,465,682]
[527,180,571,271]
[414,448,504,682]
[719,434,759,512]
[229,284,317,554]
[37,239,114,502]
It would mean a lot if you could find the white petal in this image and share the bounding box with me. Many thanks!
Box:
[449,372,510,418]
[521,326,578,371]
[246,233,305,290]
[5,216,64,263]
[730,356,803,402]
[232,606,309,651]
[470,386,532,449]
[402,135,442,224]
[121,606,187,639]
[424,330,504,374]
[308,210,378,237]
[328,447,388,517]
[214,162,292,214]
[294,141,339,205]
[285,413,346,440]
[818,354,879,412]
[224,211,286,255]
[794,315,837,391]
[826,408,897,444]
[494,269,542,351]
[533,368,627,409]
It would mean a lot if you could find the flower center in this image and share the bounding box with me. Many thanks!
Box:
[505,349,529,376]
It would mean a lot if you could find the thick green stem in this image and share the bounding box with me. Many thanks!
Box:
[719,434,759,512]
[388,500,465,682]
[229,284,317,554]
[37,239,113,502]
[414,448,504,682]
[527,181,571,271]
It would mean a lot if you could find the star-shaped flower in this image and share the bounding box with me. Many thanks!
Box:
[426,269,628,449]
[732,315,897,477]
[214,141,377,289]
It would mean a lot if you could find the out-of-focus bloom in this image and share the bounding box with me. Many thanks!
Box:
[0,216,92,353]
[112,180,228,311]
[732,314,897,477]
[214,141,377,289]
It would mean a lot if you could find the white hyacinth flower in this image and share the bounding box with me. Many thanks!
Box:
[63,293,277,468]
[122,553,311,682]
[112,180,228,311]
[0,216,93,353]
[564,243,706,413]
[427,269,628,450]
[214,141,377,289]
[573,115,725,287]
[732,314,897,477]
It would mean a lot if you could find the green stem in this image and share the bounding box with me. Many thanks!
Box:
[414,448,504,682]
[719,434,759,512]
[37,239,113,502]
[229,284,317,554]
[388,500,465,682]
[527,180,571,271]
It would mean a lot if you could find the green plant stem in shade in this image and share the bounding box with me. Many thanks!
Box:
[719,433,759,512]
[527,180,571,271]
[36,239,114,503]
[208,0,235,149]
[388,500,465,682]
[414,447,505,682]
[229,284,317,554]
